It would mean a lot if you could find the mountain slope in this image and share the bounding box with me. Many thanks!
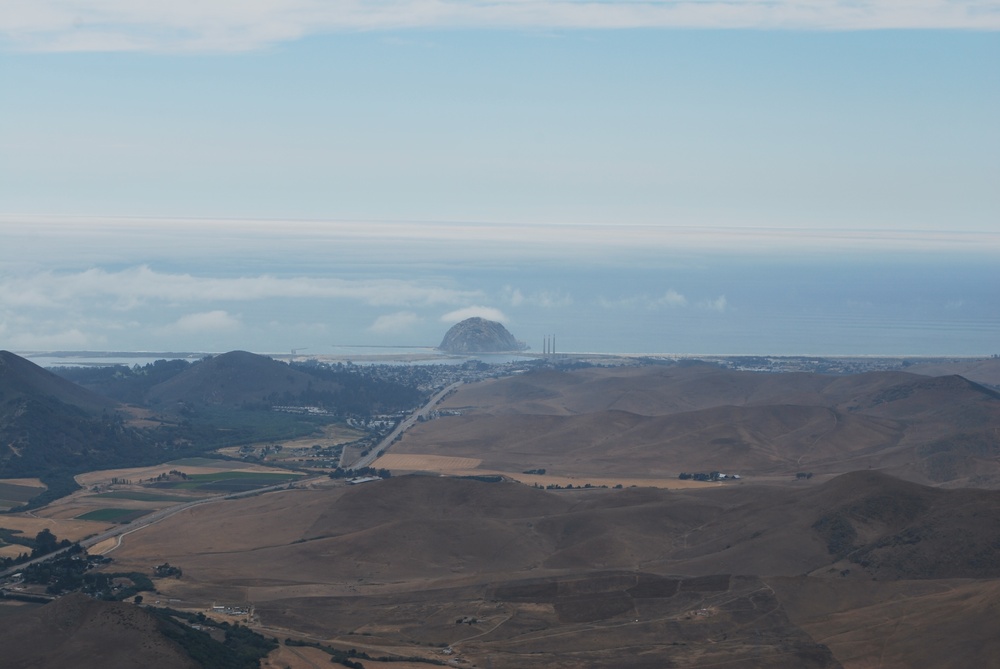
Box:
[144,350,327,408]
[423,365,1000,486]
[0,594,199,669]
[0,351,155,492]
[110,472,1000,587]
[1,350,114,414]
[101,473,1000,667]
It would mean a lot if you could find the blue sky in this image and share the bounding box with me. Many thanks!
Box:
[1,2,998,356]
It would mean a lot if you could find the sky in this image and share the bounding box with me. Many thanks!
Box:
[1,2,998,357]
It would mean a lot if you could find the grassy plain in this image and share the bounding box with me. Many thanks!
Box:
[373,453,718,489]
[0,516,111,543]
[0,545,28,559]
[0,478,47,510]
[74,459,295,487]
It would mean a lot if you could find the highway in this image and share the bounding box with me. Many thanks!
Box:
[0,384,462,579]
[0,476,327,579]
[350,380,462,469]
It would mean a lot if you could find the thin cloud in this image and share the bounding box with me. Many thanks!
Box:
[162,310,242,334]
[501,286,573,308]
[699,295,728,312]
[3,1,998,52]
[598,289,688,310]
[0,266,480,310]
[655,289,688,308]
[2,219,999,263]
[5,327,103,350]
[441,306,508,324]
[369,311,422,334]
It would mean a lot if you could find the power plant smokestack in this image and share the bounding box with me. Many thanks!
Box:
[541,335,557,358]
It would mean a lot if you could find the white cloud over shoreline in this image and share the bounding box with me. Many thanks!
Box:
[3,1,998,53]
[441,306,509,324]
[369,311,422,334]
[161,310,242,334]
[0,266,481,310]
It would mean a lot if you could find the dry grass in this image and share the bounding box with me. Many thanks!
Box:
[374,452,719,490]
[505,472,719,490]
[261,645,438,669]
[74,461,293,487]
[0,478,46,488]
[0,515,111,542]
[88,537,119,555]
[217,424,365,460]
[0,545,28,559]
[120,406,163,429]
[262,645,332,669]
[373,453,482,471]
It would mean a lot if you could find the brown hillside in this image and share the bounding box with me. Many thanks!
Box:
[99,473,1000,667]
[907,356,1000,387]
[108,473,1000,590]
[771,576,1000,669]
[399,404,903,477]
[420,365,1000,486]
[441,365,919,416]
[0,594,198,669]
[802,471,1000,580]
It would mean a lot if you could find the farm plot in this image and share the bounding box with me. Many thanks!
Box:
[75,508,151,523]
[153,471,303,493]
[95,491,194,503]
[0,479,47,510]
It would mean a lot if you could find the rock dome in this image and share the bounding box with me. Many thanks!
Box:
[438,317,526,354]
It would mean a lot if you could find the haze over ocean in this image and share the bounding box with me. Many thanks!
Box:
[1,220,996,357]
[1,6,997,357]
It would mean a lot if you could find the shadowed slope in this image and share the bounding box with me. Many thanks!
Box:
[145,350,327,408]
[0,594,198,669]
[0,351,153,486]
[0,350,114,414]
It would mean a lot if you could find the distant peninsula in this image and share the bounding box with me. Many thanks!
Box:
[438,317,527,354]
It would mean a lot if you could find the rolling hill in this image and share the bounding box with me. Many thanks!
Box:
[407,364,1000,487]
[0,351,156,497]
[6,356,1000,667]
[144,350,327,409]
[1,350,114,415]
[0,594,199,669]
[57,349,425,416]
[97,472,1000,668]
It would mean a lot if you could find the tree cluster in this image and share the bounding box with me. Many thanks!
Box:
[154,608,278,669]
[328,467,391,480]
[678,471,723,481]
[0,528,72,570]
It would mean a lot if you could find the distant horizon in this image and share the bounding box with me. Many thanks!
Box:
[3,15,997,361]
[14,348,996,363]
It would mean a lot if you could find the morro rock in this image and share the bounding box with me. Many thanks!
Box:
[438,317,527,354]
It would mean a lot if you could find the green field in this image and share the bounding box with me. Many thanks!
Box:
[152,470,302,493]
[0,483,45,504]
[75,508,151,523]
[96,491,194,502]
[167,457,233,467]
